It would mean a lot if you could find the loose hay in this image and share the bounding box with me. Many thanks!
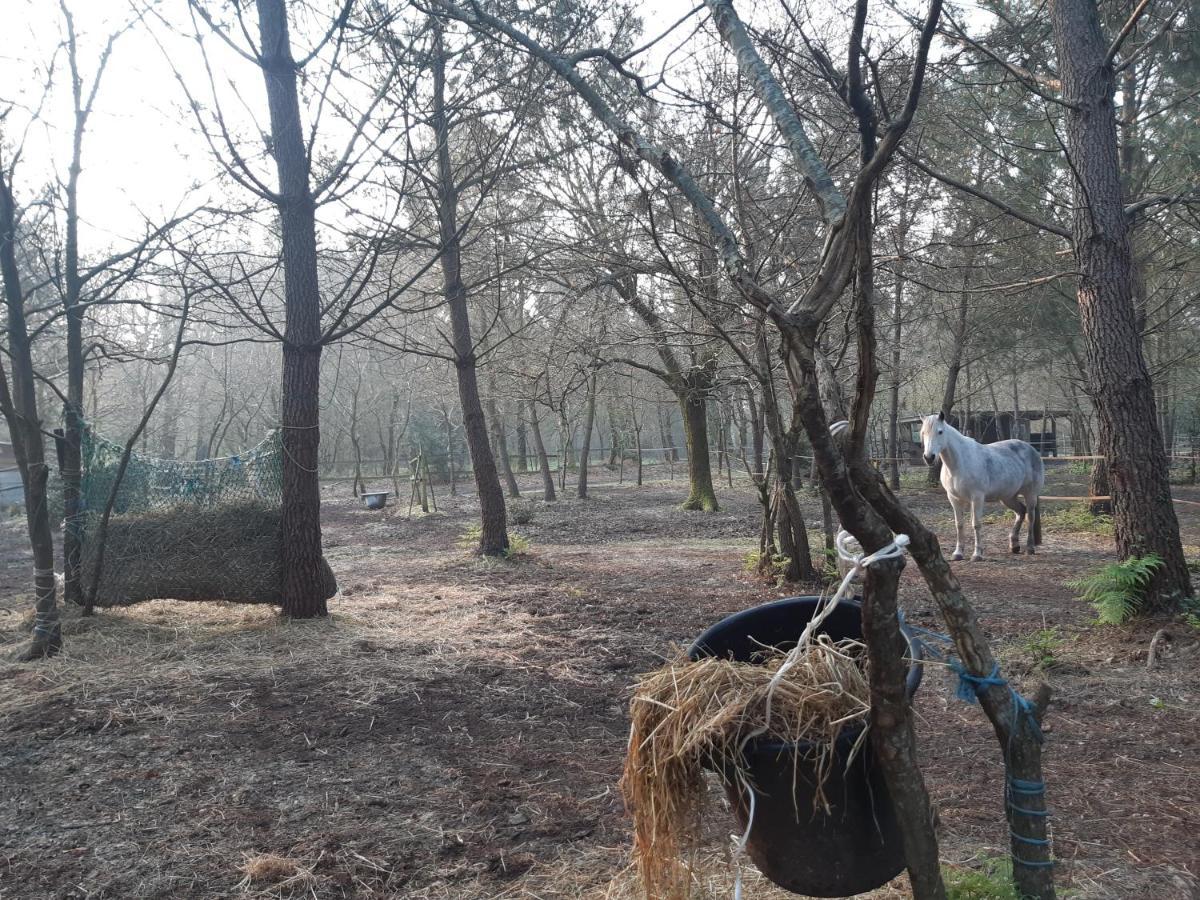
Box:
[620,636,871,900]
[236,852,316,894]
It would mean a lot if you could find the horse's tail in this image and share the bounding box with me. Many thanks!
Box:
[1033,501,1043,546]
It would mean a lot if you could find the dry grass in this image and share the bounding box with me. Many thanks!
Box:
[621,636,871,900]
[235,852,317,896]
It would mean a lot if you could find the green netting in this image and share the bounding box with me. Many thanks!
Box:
[79,428,288,606]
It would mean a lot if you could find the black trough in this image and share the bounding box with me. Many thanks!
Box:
[688,595,924,897]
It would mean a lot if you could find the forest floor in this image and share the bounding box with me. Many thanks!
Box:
[1,465,1199,899]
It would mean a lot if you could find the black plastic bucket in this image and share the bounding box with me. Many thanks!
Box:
[688,596,924,897]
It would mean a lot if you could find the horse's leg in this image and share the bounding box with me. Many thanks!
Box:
[1025,488,1040,554]
[1002,496,1026,554]
[970,495,985,561]
[949,494,967,561]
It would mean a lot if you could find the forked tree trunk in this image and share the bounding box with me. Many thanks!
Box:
[1050,0,1191,609]
[526,400,556,501]
[432,23,507,555]
[487,395,521,499]
[257,0,336,616]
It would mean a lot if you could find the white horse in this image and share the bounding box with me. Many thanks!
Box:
[920,412,1044,560]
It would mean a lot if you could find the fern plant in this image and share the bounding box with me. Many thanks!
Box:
[1068,554,1164,625]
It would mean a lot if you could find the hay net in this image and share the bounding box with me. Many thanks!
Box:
[78,426,286,606]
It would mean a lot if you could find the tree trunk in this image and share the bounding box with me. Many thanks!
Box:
[487,395,521,499]
[514,418,529,473]
[887,227,910,490]
[257,0,336,616]
[1050,0,1191,609]
[929,261,971,485]
[432,23,507,555]
[747,387,765,481]
[607,406,620,467]
[526,400,556,501]
[658,405,676,463]
[577,373,597,499]
[0,166,61,658]
[678,386,719,511]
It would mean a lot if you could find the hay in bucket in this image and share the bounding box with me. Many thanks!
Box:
[620,633,871,900]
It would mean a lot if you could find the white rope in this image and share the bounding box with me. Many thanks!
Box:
[729,526,910,898]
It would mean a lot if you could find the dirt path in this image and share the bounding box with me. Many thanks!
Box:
[1,475,1197,898]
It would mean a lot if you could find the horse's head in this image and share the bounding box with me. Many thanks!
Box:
[920,411,948,465]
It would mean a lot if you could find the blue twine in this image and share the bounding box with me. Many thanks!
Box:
[903,616,1054,870]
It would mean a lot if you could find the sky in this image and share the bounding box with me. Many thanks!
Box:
[2,0,960,257]
[0,0,708,256]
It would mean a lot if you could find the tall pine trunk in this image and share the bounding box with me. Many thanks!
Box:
[257,0,336,616]
[432,23,507,555]
[1050,0,1191,608]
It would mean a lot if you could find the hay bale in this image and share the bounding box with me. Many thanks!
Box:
[81,501,333,606]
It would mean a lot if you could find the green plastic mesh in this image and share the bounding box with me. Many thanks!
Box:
[79,428,287,606]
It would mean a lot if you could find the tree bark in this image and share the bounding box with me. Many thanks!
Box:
[929,257,972,484]
[526,400,556,501]
[678,384,719,511]
[1050,0,1192,609]
[432,22,507,555]
[0,164,61,658]
[487,394,521,499]
[577,373,597,499]
[256,0,336,616]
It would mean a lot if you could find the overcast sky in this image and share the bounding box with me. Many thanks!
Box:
[4,0,953,256]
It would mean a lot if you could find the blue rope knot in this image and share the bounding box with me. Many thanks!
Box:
[949,659,1007,703]
[948,659,1044,744]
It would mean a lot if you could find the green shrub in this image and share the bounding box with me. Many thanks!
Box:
[1040,505,1112,535]
[1020,626,1065,671]
[1182,595,1200,632]
[943,857,1019,900]
[1068,554,1164,625]
[505,532,532,558]
[743,548,791,586]
[457,524,531,559]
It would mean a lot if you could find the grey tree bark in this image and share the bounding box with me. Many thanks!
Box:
[1050,0,1192,609]
[256,0,338,615]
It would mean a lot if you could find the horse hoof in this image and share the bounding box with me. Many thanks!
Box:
[951,552,964,561]
[1011,545,1021,554]
[1026,547,1036,556]
[972,554,984,562]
